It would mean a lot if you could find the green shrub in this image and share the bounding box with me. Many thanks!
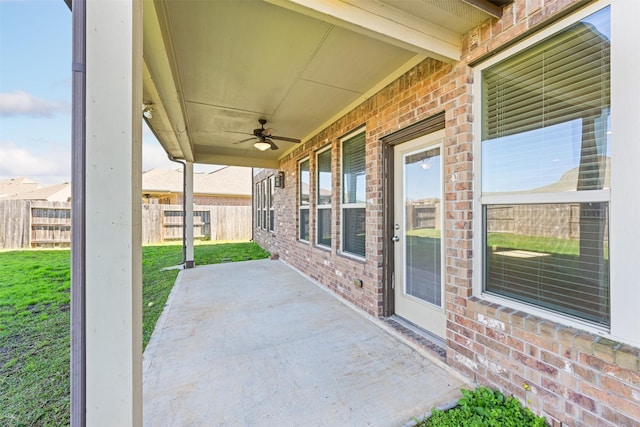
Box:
[419,387,547,427]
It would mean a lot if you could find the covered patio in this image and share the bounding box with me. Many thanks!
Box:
[142,259,467,426]
[67,0,508,425]
[67,0,640,424]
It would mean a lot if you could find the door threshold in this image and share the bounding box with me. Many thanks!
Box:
[384,315,446,361]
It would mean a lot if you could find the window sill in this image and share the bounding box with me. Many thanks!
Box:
[314,244,331,253]
[338,251,366,264]
[471,292,610,339]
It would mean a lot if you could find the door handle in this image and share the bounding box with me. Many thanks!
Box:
[392,235,400,242]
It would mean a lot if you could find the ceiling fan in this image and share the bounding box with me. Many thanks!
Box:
[230,119,301,151]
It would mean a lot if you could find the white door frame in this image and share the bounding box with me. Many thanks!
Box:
[392,130,446,338]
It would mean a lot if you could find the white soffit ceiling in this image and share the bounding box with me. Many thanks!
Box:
[143,0,498,168]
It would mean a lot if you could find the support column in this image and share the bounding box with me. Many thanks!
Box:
[85,0,142,425]
[185,161,195,268]
[611,0,640,346]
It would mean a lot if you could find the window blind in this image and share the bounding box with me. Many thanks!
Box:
[481,6,611,326]
[269,177,274,232]
[317,208,331,247]
[299,159,310,241]
[299,160,309,206]
[317,148,332,247]
[317,149,332,206]
[342,133,366,204]
[485,202,609,325]
[342,132,366,257]
[481,10,610,195]
[482,20,610,141]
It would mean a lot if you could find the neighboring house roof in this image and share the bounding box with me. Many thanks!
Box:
[9,182,71,202]
[142,166,252,197]
[0,177,41,199]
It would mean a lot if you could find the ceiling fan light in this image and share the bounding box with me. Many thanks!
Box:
[254,141,271,151]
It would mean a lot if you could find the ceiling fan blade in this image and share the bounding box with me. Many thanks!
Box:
[225,130,253,136]
[270,135,301,143]
[233,137,256,144]
[268,139,279,150]
[262,127,276,137]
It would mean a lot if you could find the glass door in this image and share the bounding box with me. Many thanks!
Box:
[393,131,445,338]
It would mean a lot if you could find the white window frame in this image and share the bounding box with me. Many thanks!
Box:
[261,179,267,230]
[255,182,261,230]
[268,175,274,232]
[340,128,366,260]
[315,145,332,249]
[473,0,640,347]
[298,157,310,243]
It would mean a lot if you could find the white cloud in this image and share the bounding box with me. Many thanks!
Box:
[142,127,223,174]
[0,90,68,117]
[0,141,70,184]
[0,123,225,186]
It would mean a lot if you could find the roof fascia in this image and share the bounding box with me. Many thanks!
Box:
[142,0,194,162]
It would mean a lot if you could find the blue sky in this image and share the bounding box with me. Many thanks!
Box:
[0,0,219,185]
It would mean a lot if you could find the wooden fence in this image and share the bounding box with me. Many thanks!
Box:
[142,204,251,243]
[0,200,252,249]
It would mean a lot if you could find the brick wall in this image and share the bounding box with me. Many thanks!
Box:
[445,1,640,425]
[254,0,640,424]
[255,58,459,317]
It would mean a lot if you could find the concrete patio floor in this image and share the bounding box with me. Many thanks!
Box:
[143,259,469,426]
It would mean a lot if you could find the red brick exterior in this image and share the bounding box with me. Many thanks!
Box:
[254,1,640,425]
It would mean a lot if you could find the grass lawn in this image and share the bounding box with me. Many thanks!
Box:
[487,232,609,259]
[0,241,269,426]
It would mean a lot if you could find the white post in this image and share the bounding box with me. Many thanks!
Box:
[185,161,195,268]
[85,0,142,425]
[611,0,640,346]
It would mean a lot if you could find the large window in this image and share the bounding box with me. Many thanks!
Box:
[268,176,274,232]
[341,131,366,257]
[316,147,332,247]
[299,159,310,242]
[476,6,610,326]
[261,180,267,230]
[255,182,261,229]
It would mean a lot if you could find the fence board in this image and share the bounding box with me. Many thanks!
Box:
[142,204,163,244]
[211,206,252,241]
[0,200,30,248]
[30,201,71,247]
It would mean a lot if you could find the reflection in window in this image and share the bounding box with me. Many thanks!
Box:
[262,180,267,229]
[342,132,366,257]
[480,6,611,325]
[404,147,442,306]
[482,119,610,194]
[317,148,332,247]
[269,176,274,232]
[485,203,609,325]
[299,159,310,242]
[255,182,261,229]
[482,6,610,196]
[343,133,366,204]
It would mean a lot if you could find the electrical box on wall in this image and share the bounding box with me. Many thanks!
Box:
[274,171,285,188]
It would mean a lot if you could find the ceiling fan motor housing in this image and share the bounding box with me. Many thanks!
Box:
[231,119,300,150]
